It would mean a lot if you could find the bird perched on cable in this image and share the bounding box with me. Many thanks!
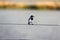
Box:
[28,15,35,25]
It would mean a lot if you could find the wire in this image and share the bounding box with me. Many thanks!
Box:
[0,23,59,26]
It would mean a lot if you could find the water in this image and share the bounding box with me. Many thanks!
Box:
[0,9,60,40]
[0,10,59,24]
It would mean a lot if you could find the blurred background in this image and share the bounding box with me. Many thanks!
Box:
[0,0,60,40]
[0,0,60,10]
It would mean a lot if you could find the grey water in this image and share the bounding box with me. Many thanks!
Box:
[0,9,60,40]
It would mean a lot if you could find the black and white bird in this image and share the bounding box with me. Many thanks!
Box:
[28,15,34,25]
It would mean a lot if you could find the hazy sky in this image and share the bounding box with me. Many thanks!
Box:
[0,0,59,5]
[0,0,60,2]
